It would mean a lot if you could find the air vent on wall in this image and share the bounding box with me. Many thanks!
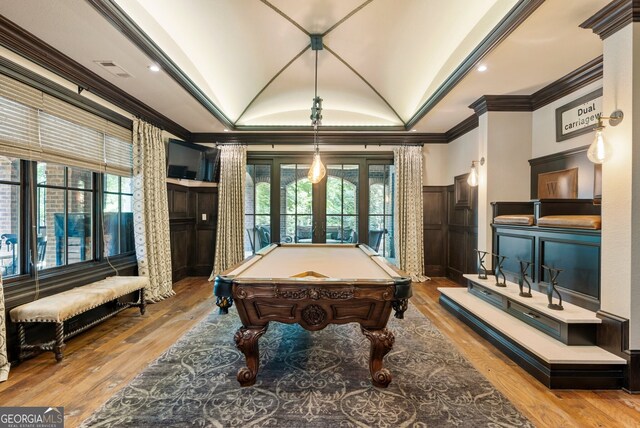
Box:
[93,60,133,78]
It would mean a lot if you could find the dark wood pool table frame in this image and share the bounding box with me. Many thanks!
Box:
[214,243,412,388]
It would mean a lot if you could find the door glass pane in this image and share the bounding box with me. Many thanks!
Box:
[326,164,358,244]
[245,164,272,256]
[369,164,394,259]
[281,164,312,243]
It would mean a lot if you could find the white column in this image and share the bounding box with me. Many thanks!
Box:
[476,111,532,264]
[600,22,640,348]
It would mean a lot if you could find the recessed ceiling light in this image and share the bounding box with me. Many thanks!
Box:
[148,64,160,72]
[411,129,417,132]
[223,129,230,132]
[477,64,488,72]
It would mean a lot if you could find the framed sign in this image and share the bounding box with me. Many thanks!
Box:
[555,89,602,142]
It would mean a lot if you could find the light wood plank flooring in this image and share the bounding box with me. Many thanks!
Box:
[0,277,638,427]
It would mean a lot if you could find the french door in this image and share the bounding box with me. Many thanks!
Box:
[276,156,367,246]
[246,153,394,257]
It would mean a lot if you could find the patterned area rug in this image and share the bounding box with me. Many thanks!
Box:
[82,304,532,427]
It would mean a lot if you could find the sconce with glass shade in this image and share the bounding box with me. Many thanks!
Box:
[587,110,624,164]
[467,157,485,187]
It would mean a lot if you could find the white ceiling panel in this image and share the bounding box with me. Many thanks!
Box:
[115,0,310,122]
[238,49,402,126]
[268,0,367,34]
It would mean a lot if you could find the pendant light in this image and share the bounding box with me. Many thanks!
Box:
[308,36,325,184]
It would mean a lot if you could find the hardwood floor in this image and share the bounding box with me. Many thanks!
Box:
[1,277,638,427]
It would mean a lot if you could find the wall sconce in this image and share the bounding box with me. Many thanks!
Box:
[467,157,485,187]
[588,110,624,164]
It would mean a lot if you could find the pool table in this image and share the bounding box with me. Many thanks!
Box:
[214,243,412,388]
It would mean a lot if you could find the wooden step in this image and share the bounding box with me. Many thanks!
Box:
[439,287,626,389]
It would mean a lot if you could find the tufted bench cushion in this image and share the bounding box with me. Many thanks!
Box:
[537,215,601,230]
[10,276,148,323]
[10,276,148,362]
[493,214,535,226]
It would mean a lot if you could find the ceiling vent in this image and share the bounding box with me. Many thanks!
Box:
[94,60,132,78]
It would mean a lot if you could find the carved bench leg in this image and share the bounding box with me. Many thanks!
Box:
[362,327,395,388]
[139,288,147,315]
[17,323,27,362]
[234,324,268,387]
[54,322,65,362]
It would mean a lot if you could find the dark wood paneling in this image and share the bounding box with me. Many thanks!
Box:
[454,175,471,208]
[446,177,478,284]
[423,186,447,277]
[529,146,597,199]
[167,183,217,281]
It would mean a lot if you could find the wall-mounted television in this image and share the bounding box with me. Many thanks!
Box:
[166,139,219,182]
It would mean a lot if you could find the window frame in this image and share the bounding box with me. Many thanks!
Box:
[103,174,135,258]
[1,159,136,292]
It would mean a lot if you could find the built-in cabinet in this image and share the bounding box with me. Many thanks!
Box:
[167,181,218,281]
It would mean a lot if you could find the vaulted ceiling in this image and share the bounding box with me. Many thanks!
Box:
[0,0,611,135]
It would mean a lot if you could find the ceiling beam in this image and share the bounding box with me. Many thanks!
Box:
[191,132,446,146]
[405,0,545,129]
[0,14,191,140]
[86,0,235,130]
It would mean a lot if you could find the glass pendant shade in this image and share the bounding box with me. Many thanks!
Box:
[467,164,479,187]
[587,128,612,164]
[308,151,326,183]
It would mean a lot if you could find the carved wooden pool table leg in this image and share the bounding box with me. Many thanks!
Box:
[361,327,395,388]
[234,324,269,386]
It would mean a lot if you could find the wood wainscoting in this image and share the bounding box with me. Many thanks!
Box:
[423,174,477,283]
[167,181,218,282]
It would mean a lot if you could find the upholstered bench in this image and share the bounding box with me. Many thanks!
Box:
[493,214,535,226]
[537,215,601,230]
[10,276,148,362]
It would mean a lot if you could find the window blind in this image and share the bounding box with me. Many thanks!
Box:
[0,73,133,176]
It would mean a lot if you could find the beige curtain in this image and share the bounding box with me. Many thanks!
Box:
[394,146,429,282]
[210,145,246,280]
[132,119,174,302]
[0,273,9,382]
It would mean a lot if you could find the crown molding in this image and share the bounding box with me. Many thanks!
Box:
[580,0,640,40]
[445,115,478,142]
[0,14,191,140]
[405,0,544,129]
[191,132,446,146]
[469,95,533,115]
[530,56,603,110]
